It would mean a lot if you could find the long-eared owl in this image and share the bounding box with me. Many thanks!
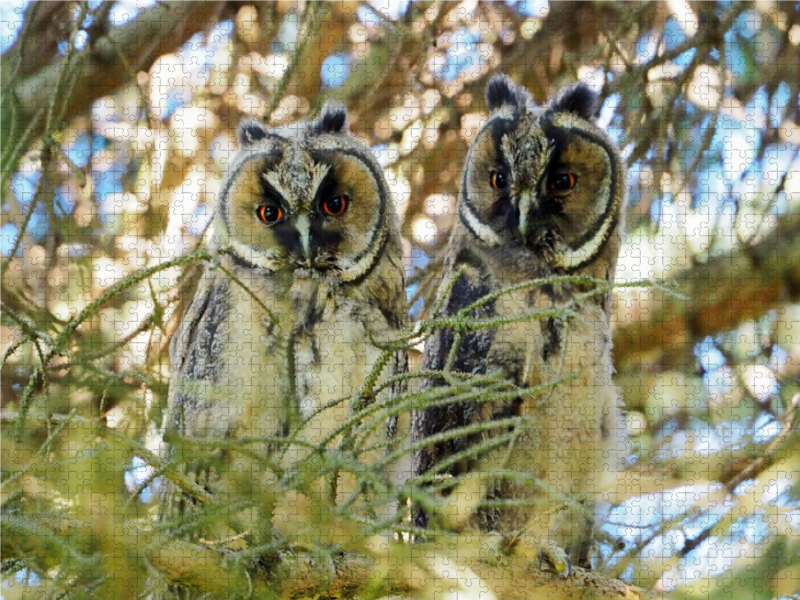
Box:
[413,75,625,572]
[162,105,408,540]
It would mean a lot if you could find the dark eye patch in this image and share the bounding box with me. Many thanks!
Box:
[503,205,520,231]
[272,223,302,252]
[489,191,512,218]
[541,122,568,154]
[257,205,283,223]
[549,172,576,193]
[259,175,286,208]
[313,168,339,213]
[309,164,344,250]
[490,170,507,190]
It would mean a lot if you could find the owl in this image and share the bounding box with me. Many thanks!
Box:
[161,105,408,545]
[413,75,625,574]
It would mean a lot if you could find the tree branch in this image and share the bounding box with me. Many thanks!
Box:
[9,1,226,139]
[613,214,800,371]
[146,540,654,600]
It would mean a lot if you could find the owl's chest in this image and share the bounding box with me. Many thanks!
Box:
[480,284,613,465]
[486,285,608,387]
[292,298,377,411]
[217,278,389,436]
[288,285,389,446]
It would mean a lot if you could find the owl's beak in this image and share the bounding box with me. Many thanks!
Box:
[295,214,313,266]
[517,191,535,238]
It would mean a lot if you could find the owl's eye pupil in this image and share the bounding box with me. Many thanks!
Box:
[257,205,283,223]
[490,170,506,190]
[550,173,577,193]
[322,195,348,216]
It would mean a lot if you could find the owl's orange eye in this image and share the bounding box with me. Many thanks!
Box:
[490,170,506,190]
[257,205,283,223]
[550,173,576,193]
[322,195,348,216]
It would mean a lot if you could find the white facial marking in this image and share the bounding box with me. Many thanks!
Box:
[517,190,534,237]
[262,171,290,200]
[227,237,281,270]
[262,162,330,204]
[554,168,614,269]
[295,214,312,264]
[338,223,387,282]
[495,106,515,120]
[461,200,501,247]
[308,162,330,197]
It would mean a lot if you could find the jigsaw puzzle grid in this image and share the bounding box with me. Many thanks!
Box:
[2,1,799,598]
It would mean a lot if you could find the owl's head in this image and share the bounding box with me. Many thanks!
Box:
[216,105,392,283]
[460,75,625,272]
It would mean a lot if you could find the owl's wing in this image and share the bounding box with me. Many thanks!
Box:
[413,250,496,500]
[166,267,232,434]
[160,267,228,516]
[373,249,412,487]
[170,269,227,383]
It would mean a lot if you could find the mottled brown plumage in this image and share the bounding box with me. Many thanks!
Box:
[413,75,625,573]
[161,105,409,553]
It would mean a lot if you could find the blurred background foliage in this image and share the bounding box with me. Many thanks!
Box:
[2,0,800,598]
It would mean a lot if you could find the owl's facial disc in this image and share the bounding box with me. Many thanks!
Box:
[537,115,620,270]
[462,108,620,270]
[223,144,386,282]
[257,160,353,271]
[461,114,552,248]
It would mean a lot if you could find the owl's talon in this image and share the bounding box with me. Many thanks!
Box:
[538,540,571,578]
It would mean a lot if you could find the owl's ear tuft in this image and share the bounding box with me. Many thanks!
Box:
[237,120,270,146]
[551,84,600,121]
[315,103,349,134]
[486,74,530,112]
